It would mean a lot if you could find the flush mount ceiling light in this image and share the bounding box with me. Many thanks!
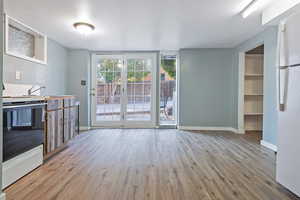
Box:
[241,0,262,18]
[73,22,95,34]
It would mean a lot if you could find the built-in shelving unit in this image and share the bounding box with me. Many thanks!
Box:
[244,52,264,132]
[5,15,47,64]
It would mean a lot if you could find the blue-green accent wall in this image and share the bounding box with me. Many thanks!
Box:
[235,26,278,145]
[178,26,278,147]
[179,49,236,128]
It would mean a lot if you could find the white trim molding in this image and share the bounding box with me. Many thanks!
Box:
[238,52,245,133]
[261,140,278,152]
[0,193,6,200]
[80,126,91,131]
[178,126,243,134]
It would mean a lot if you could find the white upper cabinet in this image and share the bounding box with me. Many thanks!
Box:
[5,15,47,65]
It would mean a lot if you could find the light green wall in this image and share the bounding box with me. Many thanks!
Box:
[45,40,69,95]
[178,26,278,147]
[178,27,278,147]
[234,26,278,145]
[179,49,236,128]
[66,50,91,127]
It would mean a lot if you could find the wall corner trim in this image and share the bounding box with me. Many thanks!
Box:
[236,129,245,134]
[0,192,6,200]
[178,126,242,134]
[260,140,278,152]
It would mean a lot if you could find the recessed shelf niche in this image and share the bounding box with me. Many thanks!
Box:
[244,46,264,133]
[5,15,47,64]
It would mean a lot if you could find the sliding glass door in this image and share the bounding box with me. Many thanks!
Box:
[91,54,157,127]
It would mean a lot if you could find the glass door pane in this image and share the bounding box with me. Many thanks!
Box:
[95,57,123,122]
[91,53,156,127]
[126,57,153,121]
[160,54,177,125]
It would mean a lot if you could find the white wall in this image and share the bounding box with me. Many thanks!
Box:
[263,0,300,24]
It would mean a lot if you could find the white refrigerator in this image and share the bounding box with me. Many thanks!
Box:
[277,11,300,197]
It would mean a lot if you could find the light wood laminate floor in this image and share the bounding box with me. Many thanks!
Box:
[4,129,300,200]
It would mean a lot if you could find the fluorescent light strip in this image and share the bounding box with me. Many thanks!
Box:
[242,0,261,18]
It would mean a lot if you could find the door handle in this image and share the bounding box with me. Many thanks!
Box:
[90,93,96,96]
[279,67,289,111]
[278,22,287,112]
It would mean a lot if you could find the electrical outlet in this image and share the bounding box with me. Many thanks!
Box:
[15,71,21,80]
[81,80,87,86]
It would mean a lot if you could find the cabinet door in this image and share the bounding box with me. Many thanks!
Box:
[47,99,63,110]
[63,108,70,142]
[63,97,76,108]
[64,107,77,142]
[46,110,63,154]
[70,107,77,138]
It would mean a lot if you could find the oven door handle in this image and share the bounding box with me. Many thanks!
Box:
[3,103,47,109]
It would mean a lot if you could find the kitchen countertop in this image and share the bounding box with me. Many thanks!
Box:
[2,95,75,103]
[44,95,75,100]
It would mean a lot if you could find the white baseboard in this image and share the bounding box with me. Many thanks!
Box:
[178,126,242,134]
[0,193,6,200]
[236,128,245,134]
[261,140,278,152]
[90,124,156,129]
[80,126,91,131]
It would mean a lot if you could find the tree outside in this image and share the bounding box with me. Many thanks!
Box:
[161,58,176,79]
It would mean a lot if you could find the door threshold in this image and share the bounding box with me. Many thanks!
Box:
[91,125,157,129]
[159,124,177,129]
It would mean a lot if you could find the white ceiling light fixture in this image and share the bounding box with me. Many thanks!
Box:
[241,0,263,18]
[73,22,95,35]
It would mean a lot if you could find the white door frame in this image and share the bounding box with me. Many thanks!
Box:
[238,52,246,134]
[91,53,157,128]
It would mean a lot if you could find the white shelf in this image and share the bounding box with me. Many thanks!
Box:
[245,74,264,77]
[245,113,263,116]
